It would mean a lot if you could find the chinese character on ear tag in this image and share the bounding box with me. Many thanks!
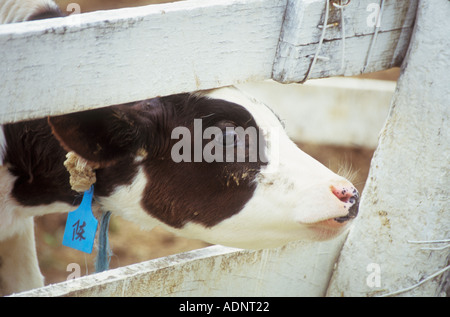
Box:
[62,186,98,254]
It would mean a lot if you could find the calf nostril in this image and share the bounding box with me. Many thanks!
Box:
[331,185,359,204]
[331,185,360,222]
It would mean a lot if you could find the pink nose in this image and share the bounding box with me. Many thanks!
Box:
[330,185,360,222]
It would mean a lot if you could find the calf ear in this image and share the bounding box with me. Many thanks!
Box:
[48,101,156,166]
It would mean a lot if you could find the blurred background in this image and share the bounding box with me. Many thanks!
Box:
[35,0,400,285]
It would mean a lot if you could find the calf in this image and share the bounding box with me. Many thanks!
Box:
[0,1,359,295]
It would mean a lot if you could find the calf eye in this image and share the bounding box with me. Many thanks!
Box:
[223,129,239,147]
[215,129,239,147]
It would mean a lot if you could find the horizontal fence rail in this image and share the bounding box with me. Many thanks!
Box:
[0,0,417,123]
[12,239,348,297]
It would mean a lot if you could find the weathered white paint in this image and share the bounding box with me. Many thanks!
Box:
[0,0,415,123]
[12,235,348,297]
[327,0,450,297]
[238,78,395,148]
[0,0,287,123]
[272,0,418,83]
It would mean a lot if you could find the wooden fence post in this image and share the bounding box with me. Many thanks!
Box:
[272,0,417,83]
[327,0,450,297]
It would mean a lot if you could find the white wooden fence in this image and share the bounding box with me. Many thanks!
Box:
[0,0,416,123]
[2,0,449,297]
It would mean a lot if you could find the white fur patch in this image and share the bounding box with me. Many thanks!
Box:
[0,217,44,295]
[0,0,59,24]
[0,166,75,241]
[96,167,161,232]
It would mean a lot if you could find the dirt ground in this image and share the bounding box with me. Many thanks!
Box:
[32,0,400,287]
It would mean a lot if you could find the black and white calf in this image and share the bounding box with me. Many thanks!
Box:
[0,1,359,295]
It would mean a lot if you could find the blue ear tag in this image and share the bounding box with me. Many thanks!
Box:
[63,186,98,254]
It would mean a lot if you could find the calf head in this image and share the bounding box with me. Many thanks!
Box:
[49,87,359,249]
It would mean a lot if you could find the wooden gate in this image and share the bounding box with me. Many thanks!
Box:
[2,0,448,297]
